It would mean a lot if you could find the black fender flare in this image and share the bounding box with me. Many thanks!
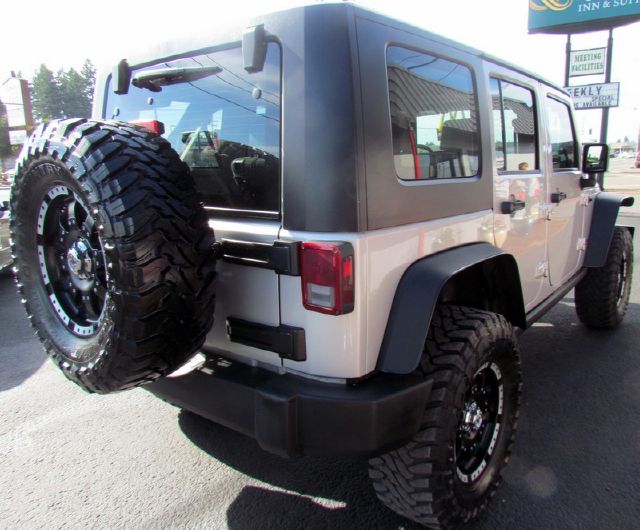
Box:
[584,192,635,268]
[376,243,525,375]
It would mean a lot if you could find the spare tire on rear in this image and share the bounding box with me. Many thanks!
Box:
[10,119,217,393]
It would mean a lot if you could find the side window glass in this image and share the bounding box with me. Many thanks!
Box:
[546,97,577,169]
[491,78,537,171]
[490,78,505,169]
[387,46,481,180]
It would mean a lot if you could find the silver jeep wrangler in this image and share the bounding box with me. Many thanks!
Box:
[10,4,634,527]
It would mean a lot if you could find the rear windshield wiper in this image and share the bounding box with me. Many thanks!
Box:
[131,66,222,92]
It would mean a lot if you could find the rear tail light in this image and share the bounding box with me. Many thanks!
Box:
[129,119,165,135]
[300,242,354,315]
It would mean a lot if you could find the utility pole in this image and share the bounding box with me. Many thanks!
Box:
[599,28,614,144]
[564,34,571,88]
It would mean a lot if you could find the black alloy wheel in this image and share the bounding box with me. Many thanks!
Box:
[37,185,107,340]
[615,252,628,309]
[455,362,504,485]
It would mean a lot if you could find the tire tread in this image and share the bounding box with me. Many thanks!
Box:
[10,119,217,393]
[575,227,633,329]
[369,305,522,528]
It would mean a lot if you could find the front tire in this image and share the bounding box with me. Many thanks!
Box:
[575,226,633,329]
[369,306,522,528]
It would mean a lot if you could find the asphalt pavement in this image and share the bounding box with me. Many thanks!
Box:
[604,157,640,193]
[1,215,639,529]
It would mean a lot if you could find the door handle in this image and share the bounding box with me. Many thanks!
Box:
[501,199,526,215]
[551,191,567,204]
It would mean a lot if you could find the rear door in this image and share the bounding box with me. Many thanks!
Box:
[489,73,549,311]
[107,43,283,367]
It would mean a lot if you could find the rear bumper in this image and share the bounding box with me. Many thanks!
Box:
[147,356,432,458]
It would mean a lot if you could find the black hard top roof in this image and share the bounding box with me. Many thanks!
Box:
[349,4,566,94]
[122,3,566,95]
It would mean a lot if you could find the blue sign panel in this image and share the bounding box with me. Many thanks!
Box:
[529,0,640,34]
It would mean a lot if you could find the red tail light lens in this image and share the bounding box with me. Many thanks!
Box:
[300,242,355,315]
[129,119,165,135]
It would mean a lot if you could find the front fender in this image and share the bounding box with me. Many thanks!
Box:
[584,192,635,268]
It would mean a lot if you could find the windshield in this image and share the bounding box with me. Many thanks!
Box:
[106,43,281,215]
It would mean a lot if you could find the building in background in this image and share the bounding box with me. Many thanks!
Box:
[0,73,34,172]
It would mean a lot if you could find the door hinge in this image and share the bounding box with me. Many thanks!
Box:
[540,203,552,221]
[535,261,549,279]
[227,317,306,361]
[577,237,587,252]
[580,193,594,207]
[215,239,301,275]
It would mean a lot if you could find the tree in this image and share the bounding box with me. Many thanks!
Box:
[81,59,96,106]
[59,68,91,118]
[0,100,11,156]
[31,64,63,122]
[0,99,12,171]
[30,60,96,123]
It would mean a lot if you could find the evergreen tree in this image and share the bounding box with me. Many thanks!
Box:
[59,68,90,118]
[0,99,12,172]
[81,59,96,108]
[31,64,63,122]
[31,60,96,122]
[0,99,12,161]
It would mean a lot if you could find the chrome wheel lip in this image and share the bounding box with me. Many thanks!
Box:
[455,361,504,484]
[37,185,107,338]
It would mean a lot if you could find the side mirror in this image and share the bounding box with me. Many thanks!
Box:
[582,143,609,174]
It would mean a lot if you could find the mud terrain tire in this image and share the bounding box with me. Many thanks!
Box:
[575,226,633,329]
[10,119,217,393]
[369,306,522,528]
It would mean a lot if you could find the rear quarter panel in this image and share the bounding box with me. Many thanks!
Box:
[279,211,494,378]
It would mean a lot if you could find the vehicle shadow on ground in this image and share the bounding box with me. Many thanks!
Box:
[0,271,47,392]
[178,297,640,530]
[178,409,421,529]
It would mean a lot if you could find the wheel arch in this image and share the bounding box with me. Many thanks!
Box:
[376,243,525,375]
[584,192,635,268]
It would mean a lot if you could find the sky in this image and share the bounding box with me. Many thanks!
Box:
[0,0,638,144]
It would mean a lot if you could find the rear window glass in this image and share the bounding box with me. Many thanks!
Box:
[107,44,281,215]
[387,46,481,180]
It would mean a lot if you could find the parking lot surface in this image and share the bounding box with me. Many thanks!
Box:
[1,214,639,529]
